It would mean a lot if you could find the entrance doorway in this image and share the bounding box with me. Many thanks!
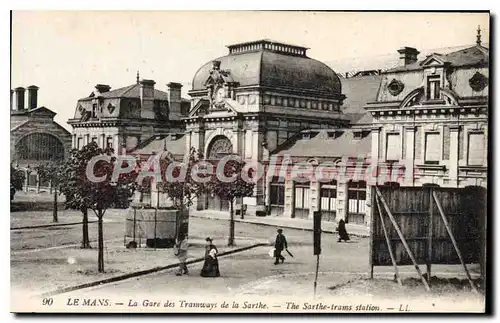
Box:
[205,135,233,212]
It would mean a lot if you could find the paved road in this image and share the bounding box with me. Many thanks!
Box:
[68,219,370,298]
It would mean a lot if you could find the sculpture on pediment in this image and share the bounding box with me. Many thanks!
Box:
[205,60,233,111]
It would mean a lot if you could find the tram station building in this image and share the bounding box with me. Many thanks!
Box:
[66,36,489,227]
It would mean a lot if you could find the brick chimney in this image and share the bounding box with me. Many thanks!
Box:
[14,87,25,110]
[167,82,182,119]
[139,79,156,119]
[397,47,420,66]
[95,84,111,96]
[27,85,39,109]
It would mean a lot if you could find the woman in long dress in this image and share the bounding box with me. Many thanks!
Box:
[200,237,220,277]
[336,219,350,242]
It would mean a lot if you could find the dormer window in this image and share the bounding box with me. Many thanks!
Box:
[92,104,97,118]
[427,75,441,100]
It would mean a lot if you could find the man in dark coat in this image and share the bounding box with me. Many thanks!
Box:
[274,229,288,265]
[336,219,350,242]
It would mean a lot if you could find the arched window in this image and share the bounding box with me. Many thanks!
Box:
[16,133,65,161]
[207,135,233,160]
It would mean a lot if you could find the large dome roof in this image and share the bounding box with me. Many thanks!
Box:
[191,40,342,96]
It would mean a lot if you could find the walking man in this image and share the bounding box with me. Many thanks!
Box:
[174,233,189,276]
[274,229,288,265]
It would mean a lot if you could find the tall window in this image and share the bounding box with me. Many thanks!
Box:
[269,176,285,216]
[77,137,83,149]
[425,132,440,164]
[92,104,97,118]
[106,137,113,149]
[468,132,485,166]
[427,76,441,100]
[320,180,337,222]
[347,181,366,219]
[294,181,310,219]
[91,137,97,143]
[386,133,401,162]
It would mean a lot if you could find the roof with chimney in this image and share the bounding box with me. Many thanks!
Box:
[385,44,489,73]
[79,83,173,101]
[273,129,371,159]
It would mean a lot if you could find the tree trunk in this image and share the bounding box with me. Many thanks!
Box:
[97,211,104,273]
[228,199,235,246]
[52,186,58,223]
[81,207,91,249]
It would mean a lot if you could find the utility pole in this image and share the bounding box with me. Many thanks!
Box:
[313,211,322,297]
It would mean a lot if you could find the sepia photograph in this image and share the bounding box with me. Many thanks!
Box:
[9,10,490,314]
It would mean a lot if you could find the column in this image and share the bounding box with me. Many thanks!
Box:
[449,125,460,187]
[36,174,40,193]
[24,170,29,192]
[185,130,192,157]
[371,126,381,161]
[336,180,348,221]
[113,134,119,155]
[265,176,271,214]
[365,185,371,226]
[283,179,295,218]
[404,126,416,186]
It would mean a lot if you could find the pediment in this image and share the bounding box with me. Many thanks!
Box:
[28,106,57,118]
[420,54,446,66]
[189,98,240,118]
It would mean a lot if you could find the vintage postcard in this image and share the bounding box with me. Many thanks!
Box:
[10,11,489,313]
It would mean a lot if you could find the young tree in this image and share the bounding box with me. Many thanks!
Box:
[207,157,255,246]
[10,164,25,201]
[59,142,137,272]
[158,147,206,209]
[36,163,63,223]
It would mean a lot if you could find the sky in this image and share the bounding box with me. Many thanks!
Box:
[11,11,489,131]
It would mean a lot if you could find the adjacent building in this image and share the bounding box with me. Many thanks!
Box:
[67,73,190,154]
[10,86,72,191]
[365,40,489,189]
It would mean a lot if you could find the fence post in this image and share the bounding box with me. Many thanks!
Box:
[375,194,402,286]
[369,186,375,279]
[375,186,430,291]
[432,191,478,293]
[427,187,434,285]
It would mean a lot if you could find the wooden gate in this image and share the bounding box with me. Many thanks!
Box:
[370,185,486,290]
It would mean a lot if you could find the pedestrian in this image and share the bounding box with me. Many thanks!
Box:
[336,219,350,242]
[274,229,288,265]
[174,232,189,276]
[200,237,220,277]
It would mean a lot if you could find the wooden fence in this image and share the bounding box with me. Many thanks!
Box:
[370,185,486,290]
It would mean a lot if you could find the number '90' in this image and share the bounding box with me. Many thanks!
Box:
[42,298,53,306]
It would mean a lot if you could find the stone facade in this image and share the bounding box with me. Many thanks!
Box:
[67,76,190,154]
[365,44,489,189]
[11,86,72,191]
[185,40,349,211]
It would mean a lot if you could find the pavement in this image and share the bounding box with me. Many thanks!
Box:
[190,209,370,237]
